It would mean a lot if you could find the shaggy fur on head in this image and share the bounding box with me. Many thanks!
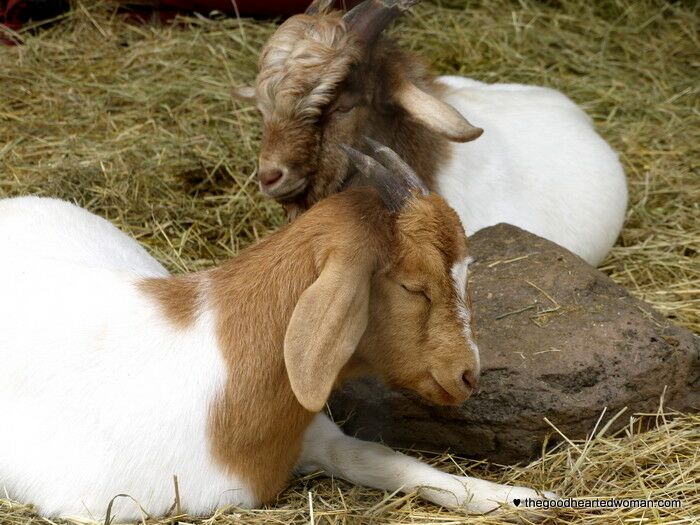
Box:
[256,13,364,124]
[252,8,451,212]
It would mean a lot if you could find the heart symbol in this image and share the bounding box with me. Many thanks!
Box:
[513,498,521,507]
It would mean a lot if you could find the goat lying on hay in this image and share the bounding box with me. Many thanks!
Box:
[0,1,696,523]
[0,143,556,521]
[235,0,628,266]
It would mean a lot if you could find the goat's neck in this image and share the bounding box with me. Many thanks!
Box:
[141,190,389,503]
[205,226,320,503]
[141,225,320,504]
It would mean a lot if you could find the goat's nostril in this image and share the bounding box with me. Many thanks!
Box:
[259,168,284,186]
[462,370,478,391]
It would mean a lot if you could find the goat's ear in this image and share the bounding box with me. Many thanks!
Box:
[395,81,483,143]
[232,85,257,103]
[284,254,371,412]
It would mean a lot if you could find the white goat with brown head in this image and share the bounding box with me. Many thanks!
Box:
[235,0,628,265]
[0,142,555,521]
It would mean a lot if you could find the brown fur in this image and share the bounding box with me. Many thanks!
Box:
[139,275,201,328]
[253,13,452,211]
[139,187,475,504]
[349,195,474,405]
[363,45,453,191]
[206,189,391,502]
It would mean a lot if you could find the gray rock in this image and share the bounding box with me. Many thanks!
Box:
[329,224,700,464]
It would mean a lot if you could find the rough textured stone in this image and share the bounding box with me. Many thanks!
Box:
[329,224,700,464]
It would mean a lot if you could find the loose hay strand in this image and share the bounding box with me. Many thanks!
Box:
[0,0,698,524]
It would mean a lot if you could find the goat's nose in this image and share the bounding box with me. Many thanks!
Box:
[258,168,284,187]
[462,370,479,392]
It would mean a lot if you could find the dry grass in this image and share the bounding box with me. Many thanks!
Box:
[1,408,698,524]
[0,0,697,523]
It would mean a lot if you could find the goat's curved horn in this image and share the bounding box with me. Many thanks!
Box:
[343,0,420,45]
[305,0,335,15]
[339,143,420,212]
[363,137,428,195]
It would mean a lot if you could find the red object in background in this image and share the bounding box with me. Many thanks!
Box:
[1,0,69,43]
[157,1,362,17]
[0,0,23,31]
[160,0,314,17]
[1,0,363,44]
[120,1,362,27]
[1,0,68,30]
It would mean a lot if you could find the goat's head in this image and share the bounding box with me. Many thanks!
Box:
[283,139,479,412]
[234,0,482,214]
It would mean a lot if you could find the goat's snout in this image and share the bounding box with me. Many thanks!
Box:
[257,161,308,201]
[258,167,284,187]
[462,369,479,393]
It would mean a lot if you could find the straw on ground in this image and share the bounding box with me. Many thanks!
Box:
[0,1,697,523]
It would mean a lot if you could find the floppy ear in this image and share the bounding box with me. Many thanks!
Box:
[395,80,483,142]
[232,85,257,103]
[284,254,372,412]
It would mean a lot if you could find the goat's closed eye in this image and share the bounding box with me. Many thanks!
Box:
[328,100,356,115]
[332,104,354,114]
[400,283,430,302]
[328,90,362,116]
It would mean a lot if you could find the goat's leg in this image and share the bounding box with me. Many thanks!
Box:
[298,413,556,514]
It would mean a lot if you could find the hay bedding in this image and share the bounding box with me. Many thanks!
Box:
[0,0,697,523]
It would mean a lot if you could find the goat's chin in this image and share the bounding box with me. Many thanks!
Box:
[279,187,316,217]
[388,374,468,407]
[283,202,303,220]
[421,388,466,407]
[419,373,470,407]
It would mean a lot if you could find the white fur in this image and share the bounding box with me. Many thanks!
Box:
[299,414,555,513]
[436,76,627,266]
[0,196,168,276]
[0,196,554,520]
[451,256,479,375]
[0,197,249,520]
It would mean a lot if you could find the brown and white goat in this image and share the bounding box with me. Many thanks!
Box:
[235,0,628,265]
[0,143,554,521]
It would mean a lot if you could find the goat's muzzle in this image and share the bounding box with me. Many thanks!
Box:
[258,164,309,201]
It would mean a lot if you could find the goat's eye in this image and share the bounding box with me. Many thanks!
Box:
[400,283,430,302]
[328,91,361,116]
[329,102,355,115]
[334,105,354,114]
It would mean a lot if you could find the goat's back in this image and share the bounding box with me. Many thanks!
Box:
[0,197,250,520]
[435,77,627,265]
[0,196,168,275]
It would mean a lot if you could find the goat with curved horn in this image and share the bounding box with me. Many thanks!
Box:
[0,183,559,518]
[246,0,628,265]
